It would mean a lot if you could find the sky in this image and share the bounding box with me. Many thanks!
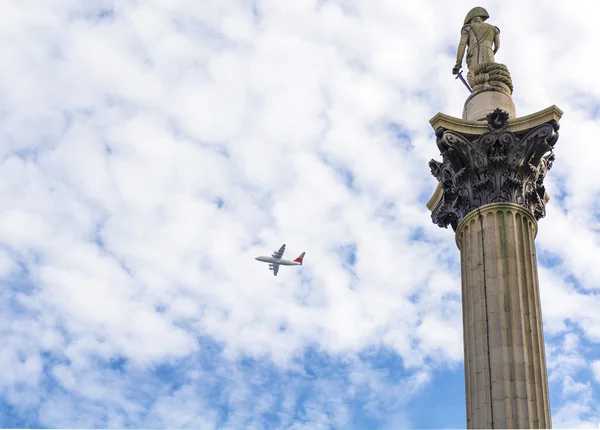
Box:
[0,0,599,428]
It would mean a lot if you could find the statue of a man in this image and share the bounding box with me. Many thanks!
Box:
[452,7,500,75]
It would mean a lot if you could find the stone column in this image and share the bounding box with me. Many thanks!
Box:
[427,106,562,429]
[456,203,551,428]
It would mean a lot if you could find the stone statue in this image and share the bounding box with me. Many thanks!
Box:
[452,7,499,75]
[451,7,513,95]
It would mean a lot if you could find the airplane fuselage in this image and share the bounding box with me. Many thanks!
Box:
[255,256,301,266]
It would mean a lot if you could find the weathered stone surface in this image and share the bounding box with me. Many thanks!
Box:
[428,108,559,230]
[453,7,499,74]
[456,203,552,428]
[452,7,514,94]
[467,63,514,96]
[429,105,563,138]
[463,88,516,121]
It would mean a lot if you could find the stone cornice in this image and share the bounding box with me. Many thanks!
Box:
[426,183,444,212]
[429,105,563,137]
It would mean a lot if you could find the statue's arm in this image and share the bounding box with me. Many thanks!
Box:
[493,26,500,54]
[453,28,469,74]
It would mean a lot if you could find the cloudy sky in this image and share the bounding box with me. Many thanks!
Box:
[0,0,599,428]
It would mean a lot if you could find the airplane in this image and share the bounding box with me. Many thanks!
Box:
[255,244,305,276]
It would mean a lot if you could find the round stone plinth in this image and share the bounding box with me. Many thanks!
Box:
[462,88,516,121]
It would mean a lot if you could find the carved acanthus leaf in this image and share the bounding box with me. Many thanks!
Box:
[429,111,559,230]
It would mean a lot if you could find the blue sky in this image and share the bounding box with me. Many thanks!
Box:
[0,0,599,428]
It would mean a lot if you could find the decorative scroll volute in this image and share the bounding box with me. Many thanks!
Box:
[428,108,559,230]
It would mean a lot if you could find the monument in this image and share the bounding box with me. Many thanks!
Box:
[427,7,561,429]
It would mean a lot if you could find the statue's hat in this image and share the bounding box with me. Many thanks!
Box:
[463,7,490,24]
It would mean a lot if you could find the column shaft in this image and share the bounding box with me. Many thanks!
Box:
[456,203,551,429]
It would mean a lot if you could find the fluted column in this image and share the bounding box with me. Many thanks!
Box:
[456,203,551,428]
[427,107,562,429]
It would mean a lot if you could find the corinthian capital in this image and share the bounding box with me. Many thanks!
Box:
[428,108,560,230]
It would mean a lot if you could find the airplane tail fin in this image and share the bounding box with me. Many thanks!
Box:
[294,252,305,265]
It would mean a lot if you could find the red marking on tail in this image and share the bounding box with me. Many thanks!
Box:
[294,252,305,264]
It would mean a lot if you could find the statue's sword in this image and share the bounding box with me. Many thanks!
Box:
[455,70,473,93]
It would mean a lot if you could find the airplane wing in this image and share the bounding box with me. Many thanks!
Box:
[272,244,286,259]
[272,263,279,276]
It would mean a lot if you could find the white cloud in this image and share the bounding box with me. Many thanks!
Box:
[0,0,598,427]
